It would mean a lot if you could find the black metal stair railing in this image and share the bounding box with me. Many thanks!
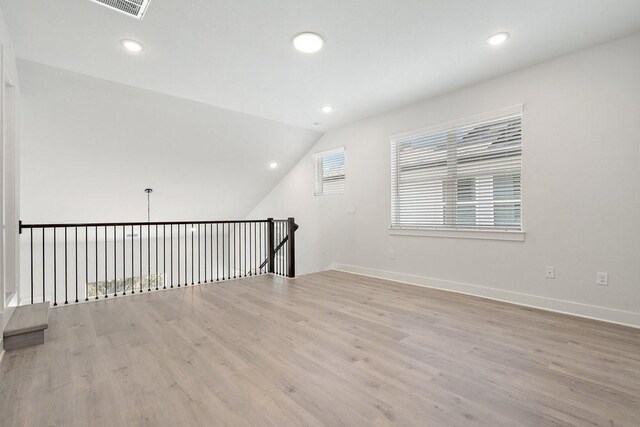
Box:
[19,217,298,306]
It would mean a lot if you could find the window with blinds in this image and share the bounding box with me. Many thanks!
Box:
[390,106,522,231]
[314,147,346,196]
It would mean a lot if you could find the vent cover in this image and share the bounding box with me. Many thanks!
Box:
[89,0,151,20]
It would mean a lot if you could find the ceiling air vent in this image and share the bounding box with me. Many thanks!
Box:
[89,0,151,20]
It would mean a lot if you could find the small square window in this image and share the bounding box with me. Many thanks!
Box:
[314,147,345,196]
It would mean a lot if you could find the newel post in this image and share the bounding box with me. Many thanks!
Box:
[287,217,296,278]
[267,218,275,273]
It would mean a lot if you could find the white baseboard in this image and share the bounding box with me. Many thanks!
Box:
[331,263,640,329]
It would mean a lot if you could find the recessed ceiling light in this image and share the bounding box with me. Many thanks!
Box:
[293,32,324,53]
[270,162,278,169]
[487,32,510,46]
[121,39,143,53]
[321,105,334,114]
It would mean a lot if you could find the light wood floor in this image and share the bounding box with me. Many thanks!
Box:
[1,270,639,426]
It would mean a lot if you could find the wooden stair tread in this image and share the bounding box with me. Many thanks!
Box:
[3,302,50,338]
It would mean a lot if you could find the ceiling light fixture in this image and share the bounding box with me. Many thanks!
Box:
[270,162,278,169]
[293,32,324,53]
[321,105,334,114]
[487,32,510,46]
[121,39,143,53]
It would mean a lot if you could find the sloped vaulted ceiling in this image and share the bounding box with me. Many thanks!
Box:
[17,60,321,222]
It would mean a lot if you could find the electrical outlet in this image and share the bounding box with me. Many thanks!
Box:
[389,250,396,260]
[597,272,609,286]
[545,266,555,279]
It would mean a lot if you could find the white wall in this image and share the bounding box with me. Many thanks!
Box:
[18,60,321,223]
[0,4,20,350]
[249,33,640,327]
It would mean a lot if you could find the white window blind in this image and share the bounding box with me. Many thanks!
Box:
[314,147,346,195]
[390,106,522,231]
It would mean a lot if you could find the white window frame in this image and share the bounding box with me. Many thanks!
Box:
[389,105,525,241]
[314,147,346,196]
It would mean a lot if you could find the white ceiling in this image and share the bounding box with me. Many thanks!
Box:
[3,0,640,130]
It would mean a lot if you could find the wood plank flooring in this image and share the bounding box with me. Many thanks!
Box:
[1,270,639,426]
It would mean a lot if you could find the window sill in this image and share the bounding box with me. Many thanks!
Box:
[388,227,525,241]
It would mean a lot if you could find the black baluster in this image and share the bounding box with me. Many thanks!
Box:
[122,226,126,295]
[259,222,262,274]
[216,223,220,281]
[177,224,181,287]
[114,226,117,297]
[139,225,143,293]
[191,224,194,285]
[198,223,201,284]
[30,228,34,304]
[204,223,207,283]
[147,223,151,292]
[163,224,166,289]
[227,223,231,280]
[155,224,159,291]
[95,227,98,299]
[104,227,108,298]
[43,228,46,303]
[64,227,68,304]
[209,222,213,282]
[256,222,260,275]
[233,222,240,279]
[54,228,57,306]
[171,224,174,288]
[184,224,188,286]
[131,226,135,294]
[75,227,79,303]
[85,227,89,301]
